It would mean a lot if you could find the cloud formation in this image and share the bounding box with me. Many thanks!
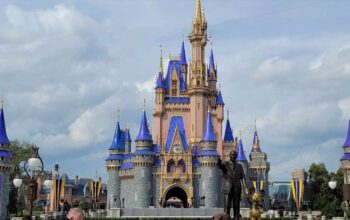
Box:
[1,1,349,181]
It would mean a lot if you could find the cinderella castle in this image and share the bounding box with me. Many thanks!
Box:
[106,0,270,210]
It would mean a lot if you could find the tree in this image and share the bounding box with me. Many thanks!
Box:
[8,140,33,215]
[308,163,343,218]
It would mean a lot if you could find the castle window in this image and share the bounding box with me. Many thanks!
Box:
[167,159,175,173]
[179,159,186,173]
[171,80,177,96]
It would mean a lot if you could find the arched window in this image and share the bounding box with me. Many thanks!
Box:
[179,159,186,173]
[167,159,175,173]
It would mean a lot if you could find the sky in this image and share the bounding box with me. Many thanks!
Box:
[1,0,350,182]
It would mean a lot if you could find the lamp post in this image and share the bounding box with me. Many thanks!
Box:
[23,145,45,217]
[13,176,23,215]
[329,178,337,190]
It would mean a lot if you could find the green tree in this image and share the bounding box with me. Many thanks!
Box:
[8,140,33,215]
[308,163,343,217]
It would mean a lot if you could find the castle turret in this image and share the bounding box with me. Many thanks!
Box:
[215,90,224,154]
[154,48,165,146]
[0,102,13,220]
[222,111,235,160]
[125,128,132,154]
[180,41,188,85]
[188,0,210,146]
[208,49,217,106]
[236,135,249,207]
[106,113,124,210]
[340,120,350,199]
[248,127,270,209]
[132,109,155,207]
[197,111,220,207]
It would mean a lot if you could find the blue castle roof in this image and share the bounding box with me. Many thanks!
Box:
[135,111,152,141]
[109,122,125,150]
[197,150,219,156]
[216,91,224,105]
[0,107,10,145]
[208,49,215,76]
[120,162,133,170]
[156,72,164,89]
[125,129,131,142]
[343,120,350,148]
[165,116,189,152]
[202,111,217,142]
[192,145,199,156]
[165,97,190,104]
[106,154,124,161]
[164,60,186,92]
[180,41,187,65]
[154,158,161,167]
[0,150,13,158]
[192,158,200,167]
[224,119,234,142]
[237,139,248,161]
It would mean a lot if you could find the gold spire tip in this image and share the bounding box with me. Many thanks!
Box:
[143,97,146,111]
[0,100,3,109]
[227,109,229,120]
[159,45,163,73]
[239,129,242,140]
[255,118,257,131]
[117,107,120,121]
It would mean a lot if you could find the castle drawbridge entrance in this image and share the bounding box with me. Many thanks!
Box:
[163,187,189,208]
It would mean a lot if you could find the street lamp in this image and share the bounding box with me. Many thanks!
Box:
[329,178,337,190]
[13,176,23,215]
[23,145,45,217]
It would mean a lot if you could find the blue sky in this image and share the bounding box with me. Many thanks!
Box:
[1,0,350,181]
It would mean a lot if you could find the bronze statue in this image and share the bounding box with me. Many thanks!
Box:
[218,150,248,220]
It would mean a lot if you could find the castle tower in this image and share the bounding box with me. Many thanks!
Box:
[153,49,165,146]
[340,120,350,200]
[215,90,224,154]
[0,102,13,220]
[236,135,249,208]
[188,0,210,146]
[222,111,235,160]
[248,128,270,209]
[197,111,220,207]
[207,49,217,106]
[124,128,132,154]
[180,41,188,85]
[132,109,154,208]
[106,113,125,209]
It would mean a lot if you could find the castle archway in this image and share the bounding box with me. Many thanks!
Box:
[162,185,189,208]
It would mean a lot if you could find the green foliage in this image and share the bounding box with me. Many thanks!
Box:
[8,140,33,214]
[308,162,343,218]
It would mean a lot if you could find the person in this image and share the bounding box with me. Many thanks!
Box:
[212,212,230,220]
[218,150,248,220]
[67,208,84,220]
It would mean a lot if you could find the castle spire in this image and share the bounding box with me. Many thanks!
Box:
[135,110,152,141]
[180,41,187,65]
[159,45,164,74]
[202,111,217,142]
[156,72,164,89]
[216,90,224,105]
[0,101,10,145]
[252,120,261,152]
[224,118,234,142]
[343,119,350,148]
[237,137,248,161]
[193,0,203,25]
[109,121,124,150]
[208,49,215,76]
